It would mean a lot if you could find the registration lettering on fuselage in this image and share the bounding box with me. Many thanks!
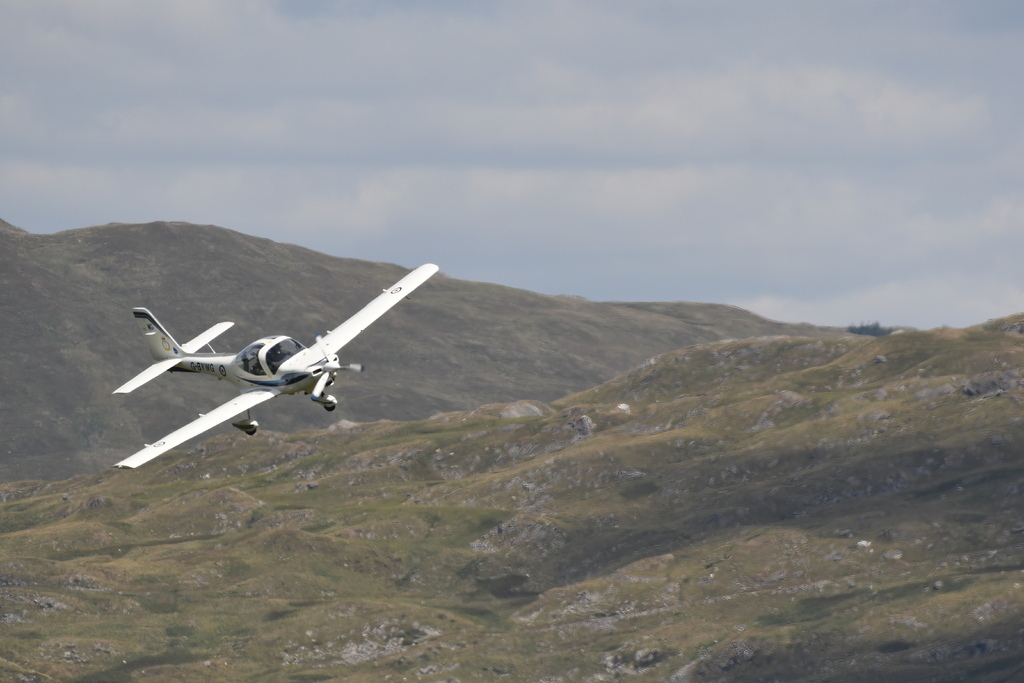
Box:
[189,361,218,373]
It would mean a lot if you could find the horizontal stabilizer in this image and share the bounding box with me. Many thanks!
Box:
[112,358,180,394]
[181,321,234,354]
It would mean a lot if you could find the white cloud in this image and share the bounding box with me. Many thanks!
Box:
[754,67,988,142]
[0,94,34,133]
[905,199,1024,254]
[286,171,418,234]
[0,161,115,207]
[738,277,1024,330]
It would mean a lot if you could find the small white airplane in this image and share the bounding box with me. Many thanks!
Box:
[111,263,439,469]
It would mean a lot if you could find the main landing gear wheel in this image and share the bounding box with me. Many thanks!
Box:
[316,395,338,412]
[231,417,259,436]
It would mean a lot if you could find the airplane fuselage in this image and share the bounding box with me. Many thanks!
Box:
[175,355,235,380]
[166,336,322,396]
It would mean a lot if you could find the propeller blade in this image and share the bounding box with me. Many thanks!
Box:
[314,333,342,370]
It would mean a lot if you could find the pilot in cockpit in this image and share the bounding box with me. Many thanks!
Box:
[236,342,266,376]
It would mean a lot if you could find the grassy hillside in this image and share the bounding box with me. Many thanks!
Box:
[1,319,1023,681]
[0,220,842,481]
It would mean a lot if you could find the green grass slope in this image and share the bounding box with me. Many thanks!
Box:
[2,318,1024,680]
[0,220,843,481]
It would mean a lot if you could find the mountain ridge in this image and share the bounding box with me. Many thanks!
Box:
[0,219,846,481]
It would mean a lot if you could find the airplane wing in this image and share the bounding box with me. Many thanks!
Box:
[287,263,439,369]
[316,263,440,358]
[113,389,279,469]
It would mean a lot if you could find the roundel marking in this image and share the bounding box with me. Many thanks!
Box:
[390,286,403,294]
[153,441,165,448]
[219,365,227,377]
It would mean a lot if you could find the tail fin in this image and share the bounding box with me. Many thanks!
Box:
[132,308,183,360]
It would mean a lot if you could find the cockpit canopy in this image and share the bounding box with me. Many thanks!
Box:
[234,336,306,376]
[265,337,305,374]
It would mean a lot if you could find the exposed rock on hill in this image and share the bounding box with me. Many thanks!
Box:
[963,369,1024,396]
[985,312,1024,336]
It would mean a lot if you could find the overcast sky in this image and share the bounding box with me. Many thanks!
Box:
[3,1,1023,329]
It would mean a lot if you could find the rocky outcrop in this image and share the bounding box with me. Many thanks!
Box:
[963,369,1024,396]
